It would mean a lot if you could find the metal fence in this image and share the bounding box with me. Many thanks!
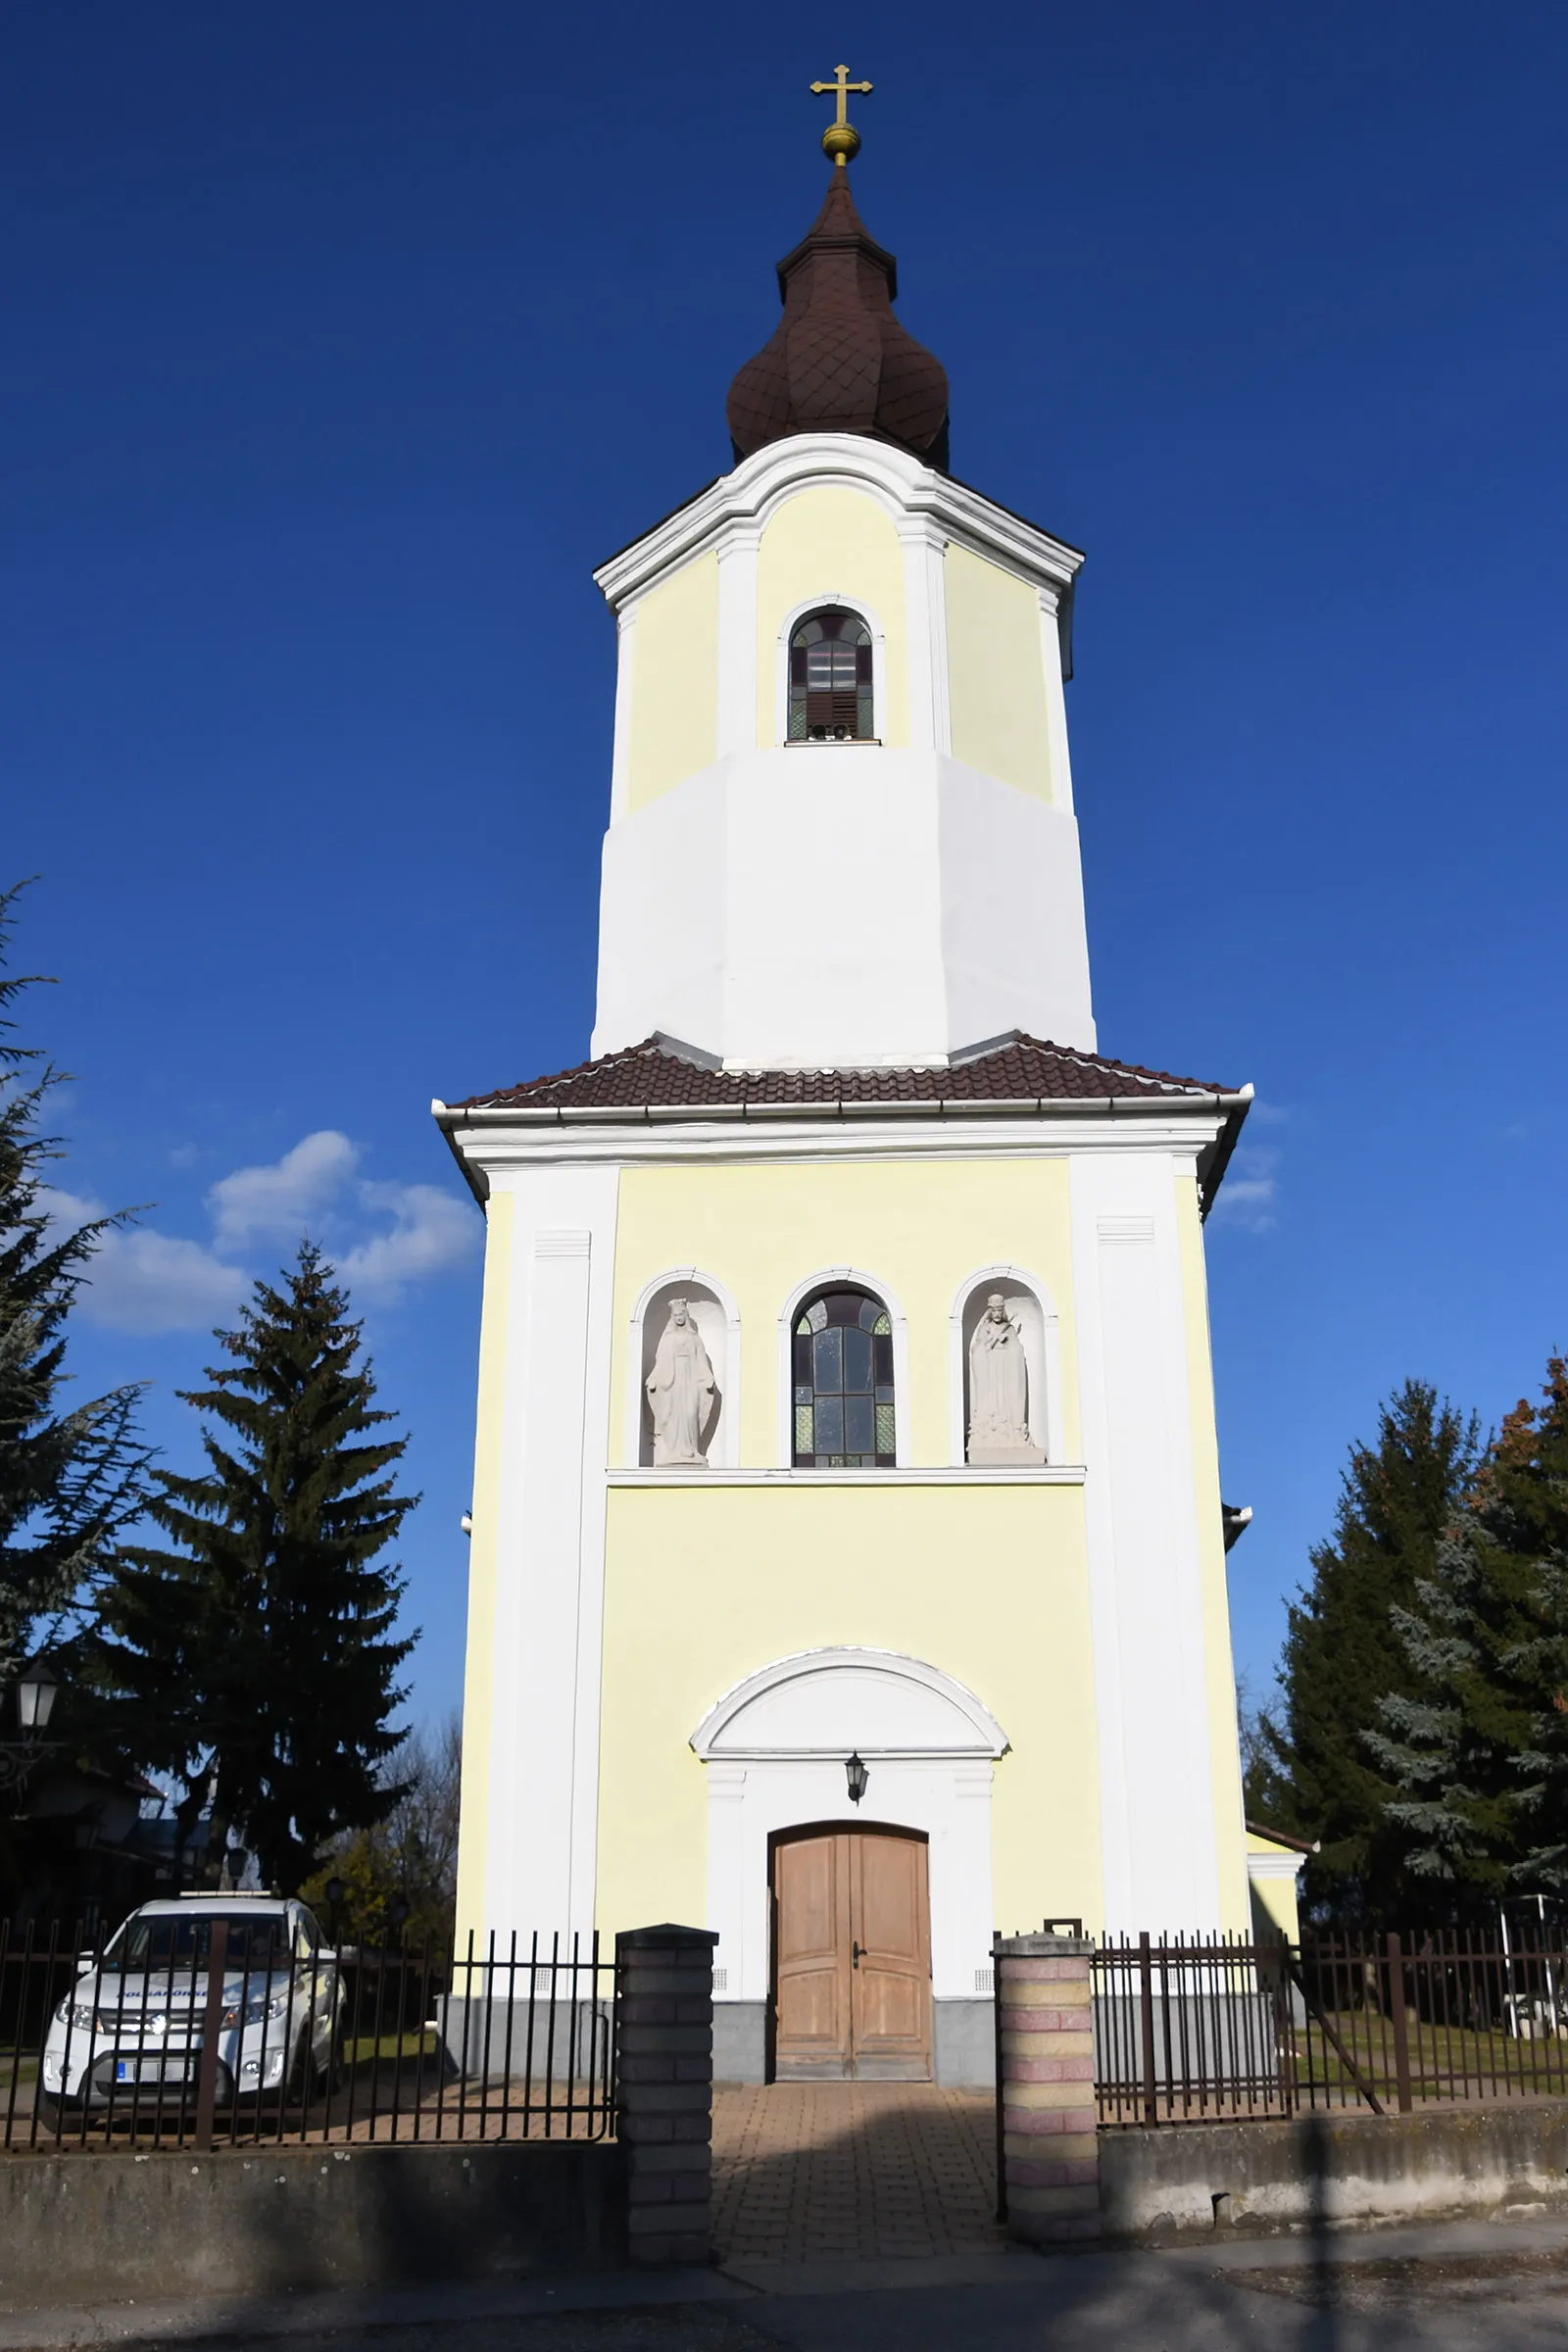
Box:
[2,1921,617,2151]
[1093,1929,1568,2126]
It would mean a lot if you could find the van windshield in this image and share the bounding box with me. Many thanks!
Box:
[104,1914,291,1969]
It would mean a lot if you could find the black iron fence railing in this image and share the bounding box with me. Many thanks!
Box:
[1,1923,616,2151]
[1093,1929,1568,2127]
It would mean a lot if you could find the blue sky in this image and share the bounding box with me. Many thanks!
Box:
[6,1,1566,1740]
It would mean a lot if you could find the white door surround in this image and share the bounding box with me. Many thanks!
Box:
[693,1647,1006,2006]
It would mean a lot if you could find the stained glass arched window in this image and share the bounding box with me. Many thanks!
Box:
[792,1288,896,1468]
[788,609,874,742]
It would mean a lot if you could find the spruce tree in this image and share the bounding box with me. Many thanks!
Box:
[1258,1379,1480,1924]
[1369,1357,1568,1919]
[99,1245,417,1891]
[0,882,149,1676]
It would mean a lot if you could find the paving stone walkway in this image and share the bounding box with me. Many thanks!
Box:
[710,2082,1004,2265]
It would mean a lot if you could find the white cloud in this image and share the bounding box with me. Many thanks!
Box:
[86,1228,251,1333]
[340,1181,480,1302]
[43,1130,478,1334]
[207,1130,359,1251]
[44,1189,249,1334]
[1208,1145,1279,1234]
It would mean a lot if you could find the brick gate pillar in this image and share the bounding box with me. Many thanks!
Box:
[994,1932,1100,2243]
[614,1924,718,2265]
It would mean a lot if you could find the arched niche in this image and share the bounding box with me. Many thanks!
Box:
[629,1270,740,1469]
[950,1266,1062,1467]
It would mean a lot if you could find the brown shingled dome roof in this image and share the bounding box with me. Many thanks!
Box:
[726,170,950,469]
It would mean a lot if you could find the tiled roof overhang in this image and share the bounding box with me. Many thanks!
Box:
[433,1033,1252,1219]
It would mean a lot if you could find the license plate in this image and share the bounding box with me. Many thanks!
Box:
[114,2057,194,2085]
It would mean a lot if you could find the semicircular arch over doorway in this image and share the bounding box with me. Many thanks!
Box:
[692,1645,1009,1762]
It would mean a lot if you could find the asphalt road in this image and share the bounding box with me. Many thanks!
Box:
[11,2215,1568,2352]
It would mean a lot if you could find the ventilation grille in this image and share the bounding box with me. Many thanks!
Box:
[712,1967,728,1993]
[975,1967,995,1995]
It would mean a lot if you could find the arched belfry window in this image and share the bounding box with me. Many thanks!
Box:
[793,1288,895,1467]
[788,610,874,743]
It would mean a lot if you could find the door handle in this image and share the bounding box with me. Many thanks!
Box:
[852,1941,863,1969]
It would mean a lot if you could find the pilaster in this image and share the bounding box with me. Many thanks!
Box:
[608,609,637,823]
[899,517,951,754]
[714,525,760,759]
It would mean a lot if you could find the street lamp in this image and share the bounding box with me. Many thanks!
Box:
[15,1658,60,1734]
[845,1752,869,1806]
[1,1656,66,1803]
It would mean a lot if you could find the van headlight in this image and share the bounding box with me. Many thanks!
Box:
[54,1999,95,2032]
[222,1989,288,2029]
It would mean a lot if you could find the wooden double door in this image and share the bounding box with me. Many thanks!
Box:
[771,1825,933,2081]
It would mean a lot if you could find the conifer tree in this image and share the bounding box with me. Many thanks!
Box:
[0,882,149,1676]
[1258,1380,1480,1924]
[100,1245,417,1891]
[1369,1357,1568,1918]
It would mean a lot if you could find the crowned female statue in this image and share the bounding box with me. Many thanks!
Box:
[967,1293,1044,1464]
[646,1298,717,1466]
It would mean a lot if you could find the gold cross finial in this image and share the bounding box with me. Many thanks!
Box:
[810,63,872,168]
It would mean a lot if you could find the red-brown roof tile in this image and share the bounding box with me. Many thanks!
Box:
[446,1033,1239,1115]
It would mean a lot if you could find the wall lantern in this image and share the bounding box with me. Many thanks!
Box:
[15,1658,60,1735]
[845,1752,869,1806]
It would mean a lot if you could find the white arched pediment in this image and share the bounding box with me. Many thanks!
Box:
[691,1647,1007,1762]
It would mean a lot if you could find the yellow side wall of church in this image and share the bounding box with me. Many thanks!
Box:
[454,1189,514,1940]
[625,551,719,811]
[755,486,910,749]
[595,1483,1102,1947]
[944,543,1054,803]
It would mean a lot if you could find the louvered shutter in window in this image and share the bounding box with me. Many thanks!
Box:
[788,611,875,742]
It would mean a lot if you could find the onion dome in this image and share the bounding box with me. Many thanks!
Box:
[726,169,951,471]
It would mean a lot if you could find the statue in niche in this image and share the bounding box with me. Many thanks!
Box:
[646,1298,717,1467]
[967,1293,1045,1465]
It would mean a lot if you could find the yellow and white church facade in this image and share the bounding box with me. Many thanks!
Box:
[436,119,1257,2084]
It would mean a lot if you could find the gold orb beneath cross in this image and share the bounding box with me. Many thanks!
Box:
[822,121,860,166]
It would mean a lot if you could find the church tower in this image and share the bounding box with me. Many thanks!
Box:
[436,84,1257,2085]
[592,160,1092,1075]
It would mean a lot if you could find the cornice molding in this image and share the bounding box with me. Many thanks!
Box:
[440,1106,1234,1190]
[593,435,1085,612]
[609,1463,1087,1489]
[438,1099,1234,1150]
